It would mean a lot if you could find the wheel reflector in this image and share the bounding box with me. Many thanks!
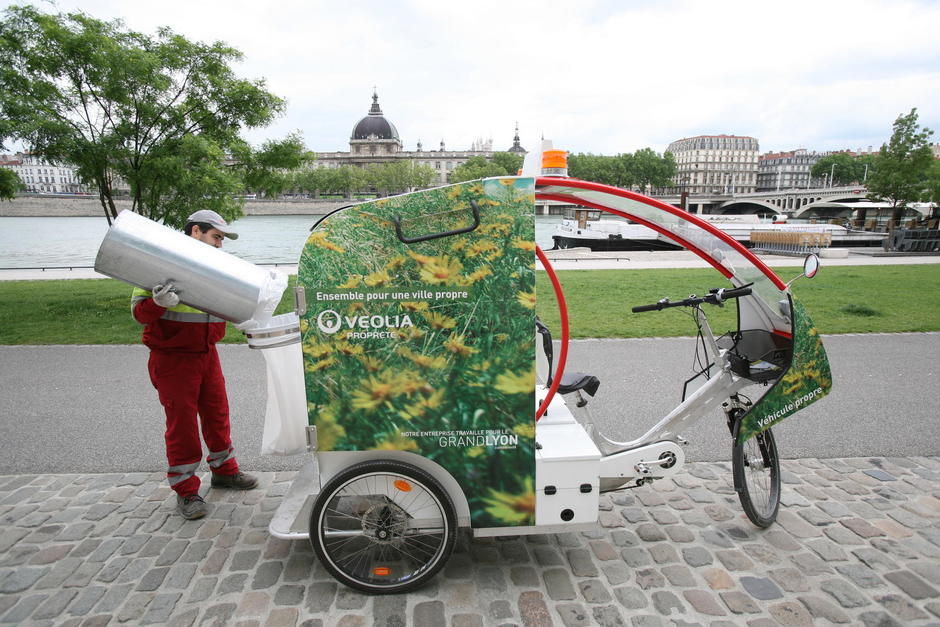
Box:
[373,567,391,576]
[394,479,412,492]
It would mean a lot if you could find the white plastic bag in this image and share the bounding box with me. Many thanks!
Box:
[259,336,308,456]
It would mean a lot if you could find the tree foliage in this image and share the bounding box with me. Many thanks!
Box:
[491,152,524,176]
[568,149,676,191]
[811,152,871,186]
[865,108,935,225]
[0,6,301,227]
[0,167,21,200]
[449,156,507,183]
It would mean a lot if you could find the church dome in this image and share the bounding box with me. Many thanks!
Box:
[351,91,400,140]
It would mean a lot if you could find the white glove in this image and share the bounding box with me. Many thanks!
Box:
[152,283,180,308]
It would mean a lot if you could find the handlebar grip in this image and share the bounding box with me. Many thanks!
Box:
[632,303,663,313]
[722,286,752,300]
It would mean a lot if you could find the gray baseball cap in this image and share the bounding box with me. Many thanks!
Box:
[186,209,239,240]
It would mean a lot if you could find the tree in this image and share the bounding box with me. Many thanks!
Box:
[632,148,677,193]
[230,133,314,198]
[568,153,633,187]
[865,108,935,226]
[924,160,940,220]
[811,152,867,186]
[449,156,506,183]
[491,152,524,176]
[0,167,21,200]
[0,6,294,227]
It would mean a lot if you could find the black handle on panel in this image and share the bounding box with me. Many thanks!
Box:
[393,199,481,244]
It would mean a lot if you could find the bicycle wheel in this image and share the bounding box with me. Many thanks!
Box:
[732,428,781,528]
[309,460,457,593]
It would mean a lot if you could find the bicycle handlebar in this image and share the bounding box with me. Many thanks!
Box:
[631,286,753,313]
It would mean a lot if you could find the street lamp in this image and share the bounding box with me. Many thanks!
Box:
[830,163,836,188]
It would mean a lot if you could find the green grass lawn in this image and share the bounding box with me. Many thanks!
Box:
[0,265,938,344]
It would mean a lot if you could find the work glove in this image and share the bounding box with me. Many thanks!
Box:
[152,283,180,308]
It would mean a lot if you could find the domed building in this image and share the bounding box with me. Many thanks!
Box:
[314,91,525,185]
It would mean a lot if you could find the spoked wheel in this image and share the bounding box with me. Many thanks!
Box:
[309,460,457,593]
[732,428,781,528]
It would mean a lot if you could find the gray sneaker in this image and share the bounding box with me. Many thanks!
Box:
[211,471,258,490]
[177,494,207,520]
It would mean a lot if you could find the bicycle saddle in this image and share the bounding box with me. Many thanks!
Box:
[556,372,600,397]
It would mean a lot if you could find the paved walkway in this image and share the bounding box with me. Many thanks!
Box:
[2,456,939,626]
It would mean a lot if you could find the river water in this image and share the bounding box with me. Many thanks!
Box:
[0,215,564,268]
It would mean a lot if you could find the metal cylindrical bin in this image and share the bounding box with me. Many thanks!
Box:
[94,210,285,324]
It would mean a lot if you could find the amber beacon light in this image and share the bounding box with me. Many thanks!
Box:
[541,150,569,177]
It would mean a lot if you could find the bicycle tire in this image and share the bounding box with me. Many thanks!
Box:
[732,428,781,528]
[309,459,457,594]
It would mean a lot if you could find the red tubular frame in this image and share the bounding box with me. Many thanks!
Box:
[534,246,568,421]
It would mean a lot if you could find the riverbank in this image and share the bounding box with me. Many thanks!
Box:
[0,195,349,217]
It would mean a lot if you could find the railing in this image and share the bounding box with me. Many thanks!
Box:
[750,231,832,256]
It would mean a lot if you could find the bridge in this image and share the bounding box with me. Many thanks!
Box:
[656,185,875,217]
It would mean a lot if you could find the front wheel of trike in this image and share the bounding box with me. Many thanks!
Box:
[309,459,457,594]
[732,428,781,528]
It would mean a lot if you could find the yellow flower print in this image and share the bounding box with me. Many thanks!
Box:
[467,446,485,458]
[358,355,382,372]
[338,275,362,289]
[479,222,511,236]
[466,267,492,283]
[499,178,516,187]
[512,238,537,252]
[400,388,446,419]
[407,250,434,265]
[447,185,464,199]
[467,240,498,258]
[469,183,484,195]
[395,326,427,341]
[420,256,464,285]
[517,291,537,309]
[400,301,429,312]
[450,240,467,253]
[350,375,399,412]
[397,346,447,369]
[305,356,337,373]
[334,340,364,356]
[423,311,457,330]
[443,334,479,357]
[495,368,534,394]
[303,342,332,359]
[308,230,345,253]
[392,370,427,396]
[313,407,346,450]
[494,333,509,343]
[385,255,407,271]
[483,476,535,525]
[372,432,419,452]
[364,270,391,287]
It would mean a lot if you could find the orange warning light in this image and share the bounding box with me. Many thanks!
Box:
[393,479,412,492]
[373,566,391,576]
[541,150,569,177]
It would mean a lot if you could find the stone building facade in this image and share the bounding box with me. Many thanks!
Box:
[756,149,826,191]
[665,134,759,195]
[0,153,90,194]
[314,92,525,184]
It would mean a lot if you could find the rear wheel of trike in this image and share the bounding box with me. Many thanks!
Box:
[309,459,457,594]
[732,428,781,528]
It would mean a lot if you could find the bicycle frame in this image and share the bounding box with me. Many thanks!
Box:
[588,304,751,458]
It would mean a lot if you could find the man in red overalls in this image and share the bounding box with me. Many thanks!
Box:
[132,209,257,519]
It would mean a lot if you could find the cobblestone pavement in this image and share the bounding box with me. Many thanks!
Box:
[2,456,939,626]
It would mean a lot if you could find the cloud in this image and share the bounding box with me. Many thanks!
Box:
[3,0,939,155]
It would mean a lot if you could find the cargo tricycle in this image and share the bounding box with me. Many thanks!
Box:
[248,162,832,594]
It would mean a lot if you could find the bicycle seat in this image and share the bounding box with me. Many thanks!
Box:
[556,372,600,397]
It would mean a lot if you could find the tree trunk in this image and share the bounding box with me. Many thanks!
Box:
[890,203,904,229]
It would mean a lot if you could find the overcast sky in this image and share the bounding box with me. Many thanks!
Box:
[5,0,940,156]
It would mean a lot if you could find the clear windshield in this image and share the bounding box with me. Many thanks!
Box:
[536,180,791,333]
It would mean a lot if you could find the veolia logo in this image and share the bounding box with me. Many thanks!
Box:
[316,310,343,334]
